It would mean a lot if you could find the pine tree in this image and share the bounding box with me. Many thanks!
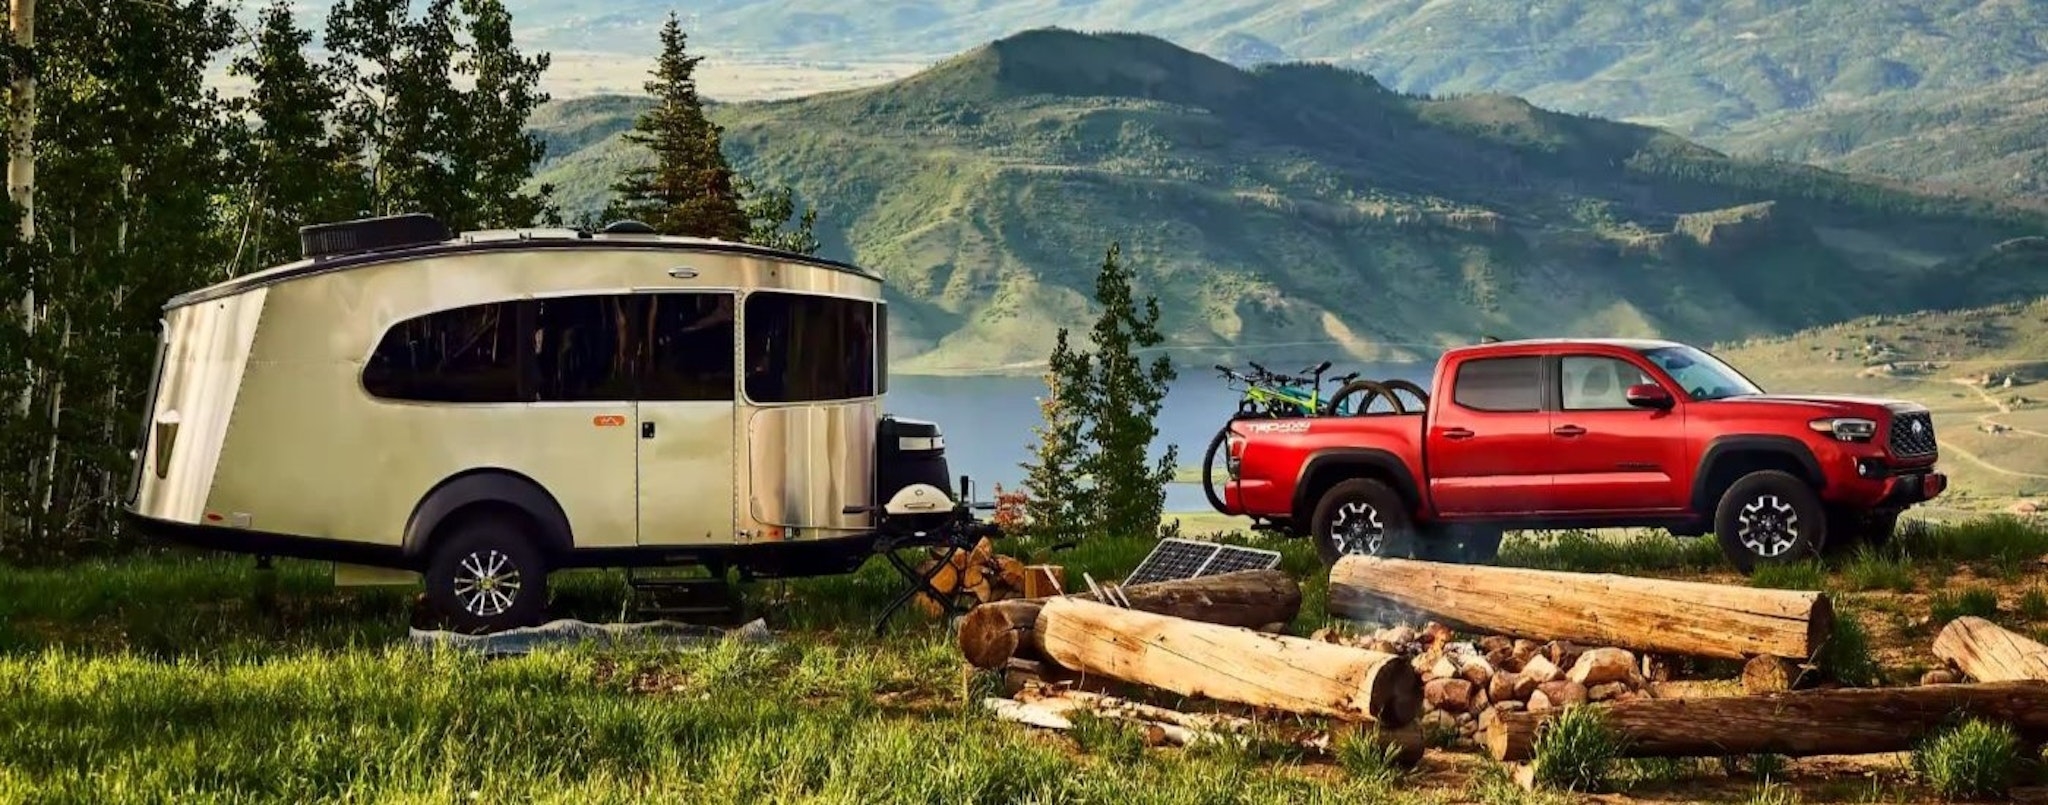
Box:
[225,0,368,273]
[1076,242,1177,540]
[1019,329,1091,540]
[602,13,749,240]
[1019,242,1177,544]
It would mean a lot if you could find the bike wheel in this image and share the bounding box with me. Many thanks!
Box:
[1327,379,1407,416]
[1201,425,1232,514]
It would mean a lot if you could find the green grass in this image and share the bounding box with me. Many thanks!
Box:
[1750,561,1827,591]
[1840,546,1917,593]
[1928,585,2002,626]
[1913,719,2026,801]
[1529,705,1625,793]
[1498,529,1723,575]
[11,516,2048,800]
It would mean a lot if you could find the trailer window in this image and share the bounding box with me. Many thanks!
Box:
[876,302,889,395]
[530,295,638,402]
[363,301,524,403]
[744,292,877,403]
[1451,356,1541,413]
[643,292,736,401]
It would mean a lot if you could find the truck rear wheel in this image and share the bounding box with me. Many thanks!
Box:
[1201,425,1231,514]
[1310,478,1416,565]
[424,515,549,634]
[1712,470,1826,574]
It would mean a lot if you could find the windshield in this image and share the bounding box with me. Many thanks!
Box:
[1635,345,1764,401]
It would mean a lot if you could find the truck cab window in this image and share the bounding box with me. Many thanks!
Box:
[362,301,524,403]
[1561,356,1657,410]
[1451,356,1541,412]
[744,292,877,403]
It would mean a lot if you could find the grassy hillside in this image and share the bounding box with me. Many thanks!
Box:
[1718,292,2048,511]
[529,30,2045,374]
[479,0,2048,196]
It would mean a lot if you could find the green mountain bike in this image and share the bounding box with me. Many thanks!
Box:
[1201,362,1432,515]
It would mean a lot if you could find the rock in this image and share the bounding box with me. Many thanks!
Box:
[1527,690,1553,713]
[1382,626,1417,646]
[1425,678,1475,714]
[1367,639,1398,655]
[1921,669,1960,686]
[1458,657,1495,688]
[1430,655,1460,681]
[1588,682,1628,702]
[1545,641,1585,674]
[1521,654,1561,685]
[1423,622,1455,649]
[1538,680,1589,707]
[1479,635,1513,654]
[1569,648,1636,687]
[1489,671,1521,704]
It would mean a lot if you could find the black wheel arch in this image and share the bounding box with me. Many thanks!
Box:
[402,468,574,564]
[1690,436,1826,514]
[1292,448,1423,526]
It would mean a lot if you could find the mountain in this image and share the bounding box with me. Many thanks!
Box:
[473,0,2048,195]
[529,29,2048,375]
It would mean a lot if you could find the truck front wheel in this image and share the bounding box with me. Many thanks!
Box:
[1310,478,1416,565]
[1712,470,1827,574]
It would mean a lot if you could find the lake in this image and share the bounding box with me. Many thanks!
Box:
[882,362,1433,513]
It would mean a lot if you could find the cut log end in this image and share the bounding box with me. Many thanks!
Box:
[1368,657,1427,726]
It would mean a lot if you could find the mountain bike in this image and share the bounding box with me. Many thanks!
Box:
[1215,360,1359,418]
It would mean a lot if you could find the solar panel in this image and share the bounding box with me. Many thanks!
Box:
[1120,538,1283,588]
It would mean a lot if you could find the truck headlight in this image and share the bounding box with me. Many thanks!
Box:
[1809,417,1877,442]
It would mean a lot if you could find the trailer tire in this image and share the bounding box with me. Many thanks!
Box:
[424,514,549,634]
[1310,478,1418,565]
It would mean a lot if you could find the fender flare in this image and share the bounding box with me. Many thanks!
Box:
[1292,447,1423,523]
[1689,435,1826,512]
[401,468,574,562]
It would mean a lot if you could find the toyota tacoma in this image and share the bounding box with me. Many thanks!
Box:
[1212,338,1947,571]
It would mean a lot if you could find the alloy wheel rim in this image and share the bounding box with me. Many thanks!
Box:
[453,549,523,617]
[1331,501,1385,556]
[1736,494,1801,557]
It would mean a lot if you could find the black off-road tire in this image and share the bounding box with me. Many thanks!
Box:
[1310,478,1419,566]
[1839,509,1901,552]
[1713,470,1828,574]
[424,515,550,634]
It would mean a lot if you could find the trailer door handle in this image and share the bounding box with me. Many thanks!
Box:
[641,421,655,439]
[1442,427,1474,440]
[1553,424,1586,437]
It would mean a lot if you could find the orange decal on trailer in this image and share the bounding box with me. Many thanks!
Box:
[592,415,627,427]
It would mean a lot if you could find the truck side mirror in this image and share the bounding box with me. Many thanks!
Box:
[1625,383,1674,410]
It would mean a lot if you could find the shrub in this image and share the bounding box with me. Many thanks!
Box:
[1913,719,2022,800]
[2019,587,2048,621]
[1817,608,1881,687]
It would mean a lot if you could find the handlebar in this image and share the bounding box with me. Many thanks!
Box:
[1248,361,1268,375]
[1304,360,1332,376]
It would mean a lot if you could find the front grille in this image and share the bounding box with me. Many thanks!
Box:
[1888,411,1938,458]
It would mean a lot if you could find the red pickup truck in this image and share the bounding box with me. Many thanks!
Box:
[1212,338,1947,572]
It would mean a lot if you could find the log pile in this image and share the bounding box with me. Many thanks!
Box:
[1308,622,1660,746]
[912,537,1045,617]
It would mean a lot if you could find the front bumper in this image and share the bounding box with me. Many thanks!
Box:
[1877,470,1947,507]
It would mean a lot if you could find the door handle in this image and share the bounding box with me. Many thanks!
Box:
[641,421,656,439]
[1553,424,1586,437]
[1442,427,1474,440]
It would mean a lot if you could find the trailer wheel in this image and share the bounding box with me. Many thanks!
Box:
[424,514,549,634]
[1310,478,1417,565]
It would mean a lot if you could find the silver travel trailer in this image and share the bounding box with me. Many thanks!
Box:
[121,213,991,632]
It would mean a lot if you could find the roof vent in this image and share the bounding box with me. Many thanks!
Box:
[599,219,659,235]
[299,213,452,260]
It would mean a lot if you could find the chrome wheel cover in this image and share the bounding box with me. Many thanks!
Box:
[1737,494,1801,558]
[1331,501,1386,556]
[453,549,523,617]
